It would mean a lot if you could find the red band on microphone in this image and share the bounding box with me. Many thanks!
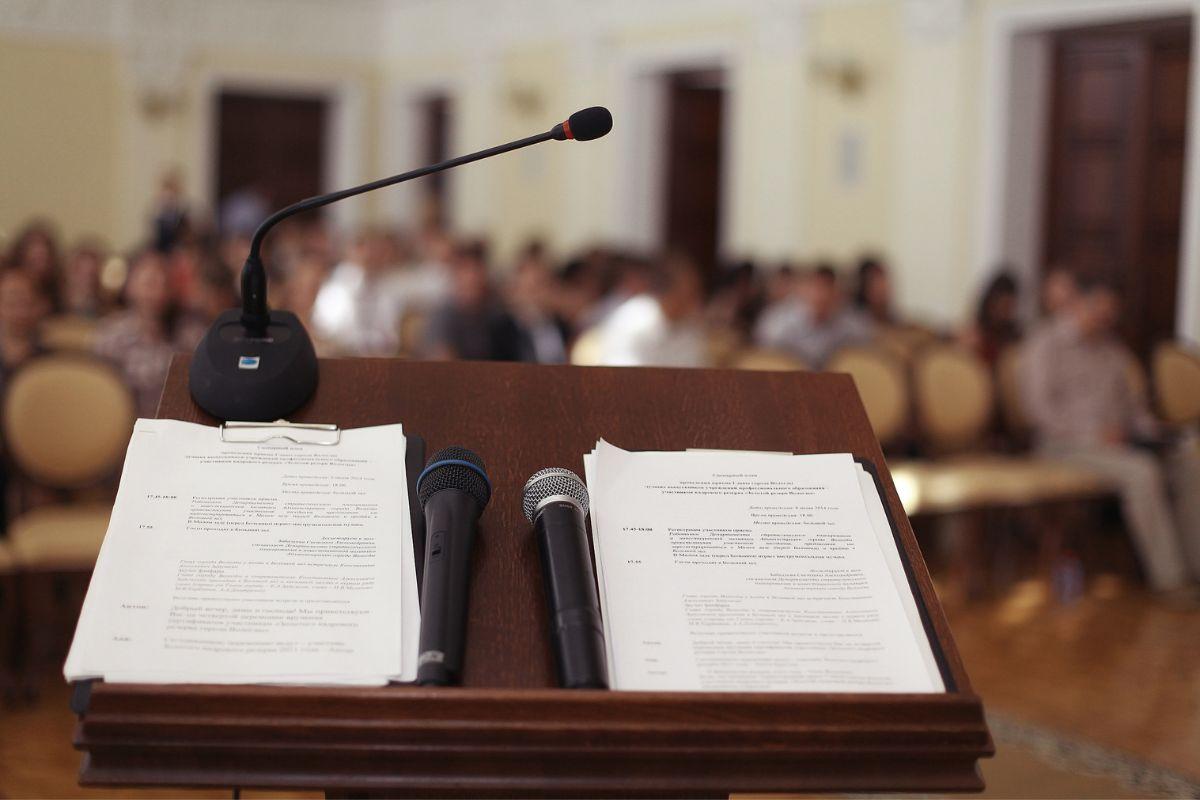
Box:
[562,119,574,140]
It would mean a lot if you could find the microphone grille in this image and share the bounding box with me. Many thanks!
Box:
[417,446,491,509]
[522,467,589,524]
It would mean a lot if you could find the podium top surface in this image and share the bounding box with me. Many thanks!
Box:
[155,355,970,691]
[73,356,990,797]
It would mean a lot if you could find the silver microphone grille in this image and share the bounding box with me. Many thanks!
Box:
[522,467,590,524]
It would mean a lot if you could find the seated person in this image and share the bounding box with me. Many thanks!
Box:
[597,253,707,368]
[1022,279,1200,600]
[1040,266,1079,318]
[422,240,527,362]
[960,270,1021,368]
[61,239,109,318]
[311,228,409,356]
[755,264,873,368]
[506,242,568,365]
[94,248,192,417]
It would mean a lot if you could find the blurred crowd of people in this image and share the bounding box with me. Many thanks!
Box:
[1,174,1198,600]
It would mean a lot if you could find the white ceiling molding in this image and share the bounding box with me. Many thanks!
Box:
[902,0,970,41]
[0,0,387,62]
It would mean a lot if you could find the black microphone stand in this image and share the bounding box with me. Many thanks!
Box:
[189,130,560,422]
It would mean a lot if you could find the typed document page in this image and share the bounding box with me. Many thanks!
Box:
[65,419,419,685]
[584,441,943,693]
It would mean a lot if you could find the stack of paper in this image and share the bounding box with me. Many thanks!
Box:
[583,441,944,693]
[65,419,420,686]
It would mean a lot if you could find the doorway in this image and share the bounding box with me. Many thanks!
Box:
[416,94,453,231]
[1041,17,1192,353]
[215,90,330,231]
[662,69,726,281]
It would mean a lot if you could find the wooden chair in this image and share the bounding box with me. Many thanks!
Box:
[705,328,743,368]
[1152,341,1200,425]
[826,346,909,450]
[896,344,1113,598]
[39,314,100,352]
[2,355,134,691]
[873,323,938,365]
[727,348,808,372]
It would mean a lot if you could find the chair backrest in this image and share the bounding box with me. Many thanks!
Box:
[2,355,135,488]
[569,327,605,366]
[705,328,743,368]
[728,348,808,372]
[1153,341,1200,424]
[826,346,909,446]
[912,344,995,453]
[39,314,99,352]
[873,324,938,364]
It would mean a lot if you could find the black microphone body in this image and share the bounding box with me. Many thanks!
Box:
[534,502,608,689]
[418,489,481,686]
[416,447,492,686]
[523,468,608,689]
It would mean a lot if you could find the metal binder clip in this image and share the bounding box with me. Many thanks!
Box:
[219,419,341,446]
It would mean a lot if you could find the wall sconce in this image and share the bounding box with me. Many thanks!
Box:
[811,56,868,98]
[506,84,544,118]
[129,40,189,120]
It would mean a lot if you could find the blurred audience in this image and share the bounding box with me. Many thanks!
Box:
[6,220,61,312]
[853,255,895,326]
[1040,266,1079,318]
[423,240,526,361]
[150,170,190,254]
[506,241,568,364]
[1022,279,1200,599]
[596,253,706,367]
[93,248,203,417]
[755,263,873,368]
[312,228,410,356]
[0,268,47,389]
[3,198,1200,605]
[61,239,109,318]
[961,270,1021,367]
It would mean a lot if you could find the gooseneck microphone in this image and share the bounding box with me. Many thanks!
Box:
[522,468,609,689]
[188,106,614,422]
[416,446,492,685]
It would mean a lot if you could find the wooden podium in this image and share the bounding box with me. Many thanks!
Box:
[73,356,993,796]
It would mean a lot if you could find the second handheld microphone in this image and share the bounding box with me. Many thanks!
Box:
[416,446,491,685]
[523,468,609,689]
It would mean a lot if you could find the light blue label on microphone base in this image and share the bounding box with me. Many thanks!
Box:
[238,355,261,370]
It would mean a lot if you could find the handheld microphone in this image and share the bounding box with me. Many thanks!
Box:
[522,467,609,689]
[416,446,492,685]
[188,106,614,422]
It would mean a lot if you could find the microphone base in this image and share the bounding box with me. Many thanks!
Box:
[188,308,318,422]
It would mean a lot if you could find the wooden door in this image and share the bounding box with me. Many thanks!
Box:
[663,70,725,282]
[1043,18,1192,353]
[418,94,452,230]
[216,91,329,224]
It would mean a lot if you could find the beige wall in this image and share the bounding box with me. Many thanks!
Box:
[0,38,122,252]
[3,0,1198,337]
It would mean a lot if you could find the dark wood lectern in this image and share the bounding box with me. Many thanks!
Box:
[73,356,993,796]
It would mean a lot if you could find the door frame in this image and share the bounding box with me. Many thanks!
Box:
[383,76,463,232]
[613,37,741,259]
[976,0,1200,340]
[198,70,365,235]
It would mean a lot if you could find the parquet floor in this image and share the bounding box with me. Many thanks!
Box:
[2,577,1197,798]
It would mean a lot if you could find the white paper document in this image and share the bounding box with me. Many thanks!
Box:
[65,419,420,686]
[584,441,943,693]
